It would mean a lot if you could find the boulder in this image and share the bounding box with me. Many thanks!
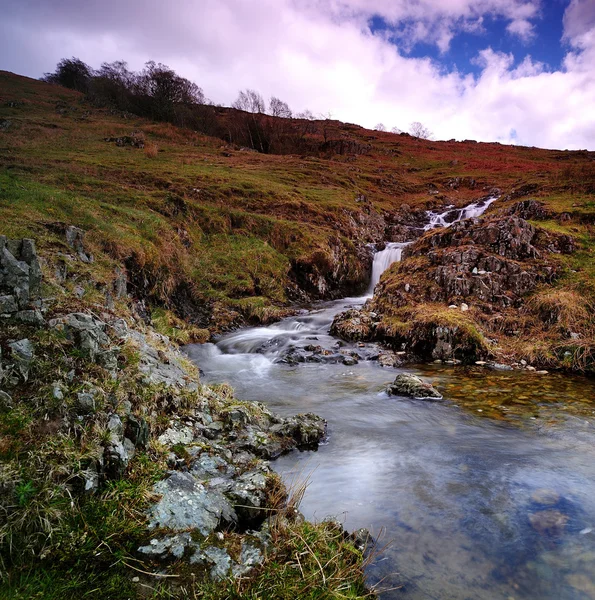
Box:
[387,373,442,400]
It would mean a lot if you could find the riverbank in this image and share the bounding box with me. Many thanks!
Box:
[0,236,371,599]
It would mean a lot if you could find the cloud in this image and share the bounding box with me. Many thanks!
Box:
[0,0,594,150]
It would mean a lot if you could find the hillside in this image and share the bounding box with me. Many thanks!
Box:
[2,71,594,345]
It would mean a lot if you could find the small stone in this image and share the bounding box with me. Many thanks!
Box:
[475,361,487,366]
[536,370,549,375]
[526,366,536,371]
[0,390,13,409]
[132,577,140,583]
[14,309,45,326]
[520,359,527,366]
[531,489,560,506]
[460,303,469,312]
[77,392,96,413]
[448,305,458,309]
[51,382,64,400]
[472,267,478,274]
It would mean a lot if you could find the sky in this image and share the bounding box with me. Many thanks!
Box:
[1,0,595,150]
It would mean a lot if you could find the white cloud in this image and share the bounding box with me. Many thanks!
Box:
[1,0,594,150]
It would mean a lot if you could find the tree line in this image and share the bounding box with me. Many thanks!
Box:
[42,57,431,154]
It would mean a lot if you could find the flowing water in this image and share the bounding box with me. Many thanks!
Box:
[185,196,595,599]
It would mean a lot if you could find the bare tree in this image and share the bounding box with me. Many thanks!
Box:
[374,123,387,132]
[391,126,402,134]
[409,121,432,139]
[233,89,265,113]
[269,96,292,118]
[296,109,315,120]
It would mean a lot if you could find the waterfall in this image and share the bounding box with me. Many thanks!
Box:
[367,195,499,295]
[367,242,409,295]
[424,195,498,231]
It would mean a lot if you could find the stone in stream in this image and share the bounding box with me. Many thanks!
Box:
[387,373,442,400]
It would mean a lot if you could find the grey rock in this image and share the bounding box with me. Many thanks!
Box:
[50,313,109,361]
[65,226,93,263]
[0,295,17,313]
[82,463,99,494]
[9,339,34,380]
[191,453,235,480]
[14,309,45,326]
[104,440,130,479]
[201,546,232,581]
[125,415,150,449]
[76,392,96,413]
[138,533,200,560]
[220,470,269,522]
[0,390,13,409]
[107,413,124,440]
[387,373,442,400]
[51,382,64,400]
[158,425,194,446]
[147,471,236,535]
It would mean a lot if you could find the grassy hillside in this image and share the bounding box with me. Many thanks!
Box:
[1,71,595,340]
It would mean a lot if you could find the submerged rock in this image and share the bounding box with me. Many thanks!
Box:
[387,373,442,400]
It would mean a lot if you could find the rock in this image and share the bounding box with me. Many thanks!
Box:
[147,471,236,535]
[526,366,536,371]
[65,226,93,263]
[9,339,34,381]
[529,509,568,537]
[138,532,201,560]
[387,373,442,400]
[0,390,13,409]
[50,313,110,361]
[378,351,404,368]
[107,413,124,441]
[82,463,100,494]
[199,546,232,581]
[536,370,549,375]
[158,425,194,446]
[330,309,376,342]
[460,303,469,312]
[0,238,42,309]
[125,415,150,449]
[475,361,488,366]
[0,295,17,313]
[14,309,45,326]
[232,543,264,577]
[76,392,96,414]
[223,470,268,523]
[104,440,131,479]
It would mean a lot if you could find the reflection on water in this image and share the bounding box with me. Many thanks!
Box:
[185,305,595,599]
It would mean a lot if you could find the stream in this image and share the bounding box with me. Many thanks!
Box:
[185,197,595,599]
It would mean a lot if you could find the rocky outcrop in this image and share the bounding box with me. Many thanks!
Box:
[382,215,574,310]
[0,237,43,325]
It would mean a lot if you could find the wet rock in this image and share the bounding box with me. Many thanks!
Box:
[387,373,442,399]
[378,351,405,368]
[147,471,236,535]
[271,413,327,449]
[531,489,560,506]
[330,308,376,342]
[529,509,569,537]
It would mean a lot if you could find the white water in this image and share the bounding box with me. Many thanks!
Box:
[424,194,499,231]
[367,242,410,295]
